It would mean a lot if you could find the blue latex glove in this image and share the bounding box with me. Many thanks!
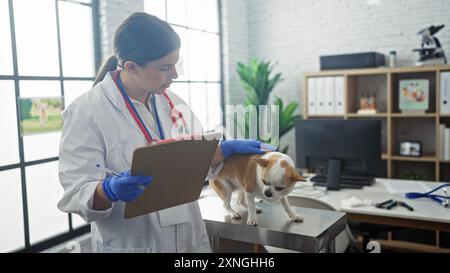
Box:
[102,170,153,202]
[220,139,266,159]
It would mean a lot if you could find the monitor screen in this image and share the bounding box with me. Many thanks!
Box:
[295,119,381,178]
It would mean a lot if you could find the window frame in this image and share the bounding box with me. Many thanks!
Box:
[0,0,100,252]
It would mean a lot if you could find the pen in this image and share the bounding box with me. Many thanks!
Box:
[375,199,394,208]
[96,164,123,178]
[96,164,146,190]
[399,201,414,211]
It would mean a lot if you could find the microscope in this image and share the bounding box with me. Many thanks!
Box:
[413,25,447,66]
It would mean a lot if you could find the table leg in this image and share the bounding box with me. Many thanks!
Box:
[209,235,221,253]
[326,239,336,253]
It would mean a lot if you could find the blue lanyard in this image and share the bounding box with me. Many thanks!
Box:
[115,72,165,141]
[405,183,450,207]
[150,95,165,140]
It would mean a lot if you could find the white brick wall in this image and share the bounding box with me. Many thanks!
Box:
[99,0,144,62]
[224,0,450,157]
[220,0,251,106]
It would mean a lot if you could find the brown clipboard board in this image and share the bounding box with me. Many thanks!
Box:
[124,132,221,219]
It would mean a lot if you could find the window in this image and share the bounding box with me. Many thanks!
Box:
[14,0,60,76]
[144,0,223,132]
[0,0,13,75]
[58,1,95,77]
[26,162,69,245]
[0,0,99,251]
[0,169,24,252]
[0,81,20,166]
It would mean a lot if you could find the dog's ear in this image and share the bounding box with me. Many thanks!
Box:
[251,156,269,168]
[289,169,307,182]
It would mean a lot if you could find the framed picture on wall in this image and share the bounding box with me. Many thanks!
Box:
[399,141,422,157]
[19,96,63,136]
[399,79,429,114]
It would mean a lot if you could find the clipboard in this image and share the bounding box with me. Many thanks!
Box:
[124,132,221,219]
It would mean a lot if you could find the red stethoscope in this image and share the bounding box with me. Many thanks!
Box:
[112,70,188,144]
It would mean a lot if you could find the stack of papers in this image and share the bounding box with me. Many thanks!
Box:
[383,180,430,194]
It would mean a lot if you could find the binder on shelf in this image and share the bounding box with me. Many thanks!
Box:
[325,77,335,114]
[307,77,317,115]
[334,76,345,115]
[316,77,326,114]
[441,72,450,114]
[445,128,450,161]
[439,124,446,160]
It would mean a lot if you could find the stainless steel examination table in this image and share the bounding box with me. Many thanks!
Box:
[198,196,346,253]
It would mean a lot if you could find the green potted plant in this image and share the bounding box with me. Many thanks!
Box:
[236,59,301,153]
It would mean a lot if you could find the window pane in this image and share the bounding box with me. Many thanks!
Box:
[0,0,13,75]
[20,81,62,162]
[144,0,166,20]
[0,81,20,166]
[26,161,69,244]
[172,26,189,81]
[204,0,219,33]
[187,30,207,81]
[14,0,59,76]
[206,83,222,131]
[63,80,93,108]
[186,0,204,30]
[190,83,207,129]
[23,132,61,162]
[204,33,220,81]
[59,1,94,77]
[167,0,187,26]
[0,169,25,252]
[169,82,190,105]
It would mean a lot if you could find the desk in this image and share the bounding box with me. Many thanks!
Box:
[198,196,346,253]
[290,178,450,251]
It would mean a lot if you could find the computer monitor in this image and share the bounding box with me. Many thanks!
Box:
[295,119,381,190]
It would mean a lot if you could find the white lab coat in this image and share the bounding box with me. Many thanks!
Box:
[57,72,221,252]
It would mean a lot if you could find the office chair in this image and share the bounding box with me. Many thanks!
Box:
[262,196,361,253]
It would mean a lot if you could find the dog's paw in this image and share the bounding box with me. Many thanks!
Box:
[290,215,304,223]
[256,207,263,214]
[247,216,258,226]
[231,212,241,220]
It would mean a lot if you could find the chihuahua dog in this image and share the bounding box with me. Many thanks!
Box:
[209,151,307,226]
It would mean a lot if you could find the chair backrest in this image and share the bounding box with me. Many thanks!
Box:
[287,196,357,253]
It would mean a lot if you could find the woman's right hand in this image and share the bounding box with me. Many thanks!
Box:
[219,139,265,159]
[102,170,153,202]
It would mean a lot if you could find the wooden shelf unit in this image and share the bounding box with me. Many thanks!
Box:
[303,65,450,182]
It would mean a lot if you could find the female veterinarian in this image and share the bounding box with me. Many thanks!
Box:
[57,12,266,253]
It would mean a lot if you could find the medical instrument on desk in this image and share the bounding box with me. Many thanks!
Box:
[405,183,450,208]
[96,164,146,190]
[375,199,414,211]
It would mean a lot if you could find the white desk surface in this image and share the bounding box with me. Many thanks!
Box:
[290,177,450,224]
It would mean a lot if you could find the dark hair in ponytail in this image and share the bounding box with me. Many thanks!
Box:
[93,12,180,86]
[94,55,118,85]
